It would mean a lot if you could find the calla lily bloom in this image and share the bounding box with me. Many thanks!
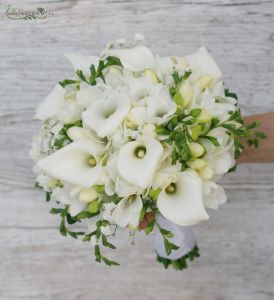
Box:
[38,138,105,188]
[111,194,143,228]
[185,47,222,79]
[82,91,130,138]
[65,53,99,76]
[117,137,163,189]
[157,170,209,226]
[104,46,155,72]
[35,84,65,120]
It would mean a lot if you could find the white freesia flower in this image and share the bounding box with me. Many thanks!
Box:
[117,137,163,188]
[57,101,82,124]
[145,84,176,124]
[82,91,131,138]
[38,138,105,188]
[111,194,143,228]
[157,170,209,226]
[65,53,99,76]
[52,185,86,216]
[185,47,222,79]
[203,181,227,209]
[202,127,235,174]
[76,84,103,108]
[35,84,65,120]
[104,46,155,71]
[152,160,181,189]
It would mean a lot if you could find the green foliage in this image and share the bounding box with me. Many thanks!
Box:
[170,70,192,97]
[156,245,200,270]
[54,120,82,150]
[156,222,179,256]
[59,56,122,89]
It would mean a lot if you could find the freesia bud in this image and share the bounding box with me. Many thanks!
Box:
[187,159,207,171]
[189,142,204,158]
[67,126,85,141]
[79,188,98,203]
[197,110,212,123]
[178,82,193,107]
[190,125,202,140]
[87,200,101,213]
[199,166,213,180]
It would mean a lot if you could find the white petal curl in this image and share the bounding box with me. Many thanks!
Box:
[117,137,163,188]
[104,46,155,71]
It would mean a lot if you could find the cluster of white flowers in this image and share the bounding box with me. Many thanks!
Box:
[31,35,246,264]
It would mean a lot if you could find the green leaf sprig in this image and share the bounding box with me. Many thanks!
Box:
[59,56,122,88]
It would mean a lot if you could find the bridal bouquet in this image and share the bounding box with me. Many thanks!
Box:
[30,35,265,269]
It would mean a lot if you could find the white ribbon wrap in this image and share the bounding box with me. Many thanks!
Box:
[153,214,196,260]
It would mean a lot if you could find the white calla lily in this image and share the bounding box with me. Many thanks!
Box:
[203,181,227,209]
[185,47,222,79]
[157,170,209,226]
[82,91,130,138]
[38,138,105,188]
[35,84,65,120]
[104,46,155,71]
[117,137,163,188]
[111,194,143,228]
[65,53,99,76]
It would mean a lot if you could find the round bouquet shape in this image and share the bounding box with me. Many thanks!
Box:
[30,35,264,268]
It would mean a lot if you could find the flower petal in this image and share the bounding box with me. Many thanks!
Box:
[35,84,65,120]
[38,138,105,188]
[104,46,155,71]
[65,53,99,76]
[117,137,163,188]
[82,91,130,137]
[76,85,103,108]
[203,181,227,209]
[185,47,222,79]
[111,195,143,228]
[157,170,209,226]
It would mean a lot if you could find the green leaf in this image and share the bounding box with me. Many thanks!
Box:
[102,234,116,249]
[45,191,51,202]
[164,238,172,255]
[203,136,220,146]
[102,256,120,266]
[255,131,267,139]
[76,69,88,83]
[225,88,238,100]
[58,79,78,88]
[95,245,101,262]
[145,219,155,235]
[59,217,67,236]
[50,208,64,214]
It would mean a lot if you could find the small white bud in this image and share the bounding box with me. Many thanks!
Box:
[189,142,204,158]
[187,159,207,171]
[79,188,98,204]
[199,166,214,180]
